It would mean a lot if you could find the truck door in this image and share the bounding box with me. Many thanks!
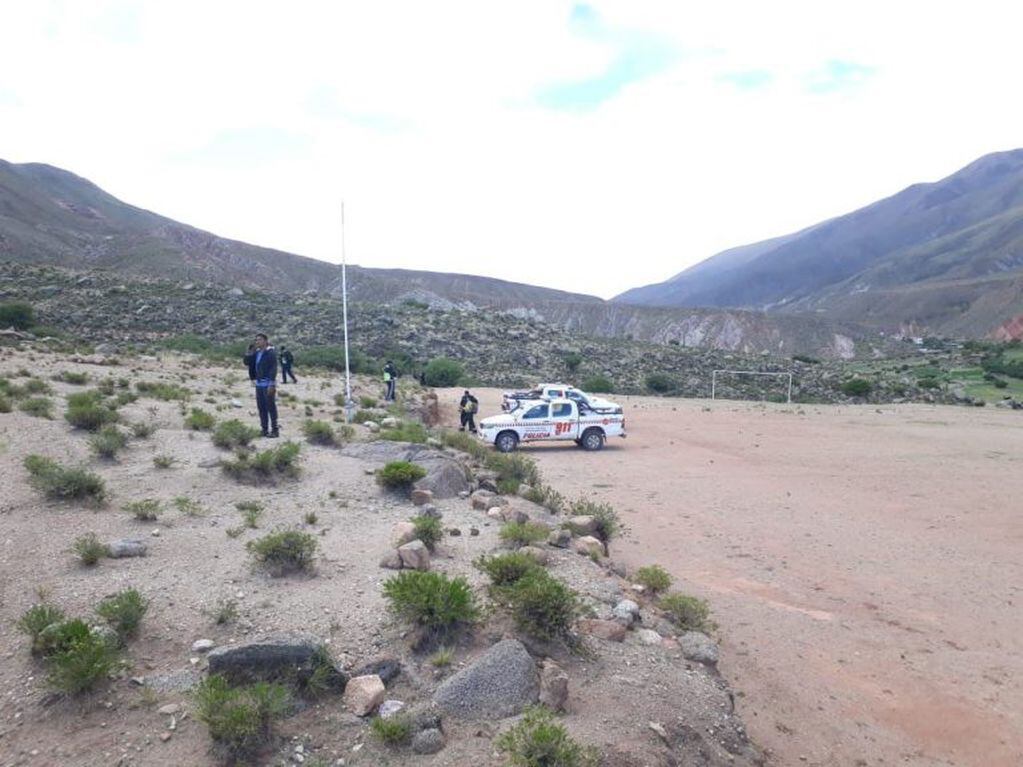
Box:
[550,400,578,440]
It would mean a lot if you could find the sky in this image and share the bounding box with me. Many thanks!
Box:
[2,0,1022,299]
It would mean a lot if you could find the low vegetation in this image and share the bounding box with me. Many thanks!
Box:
[302,419,340,446]
[222,442,302,483]
[569,498,621,543]
[499,521,550,548]
[88,424,128,459]
[383,570,478,643]
[24,455,106,503]
[658,592,713,632]
[19,396,53,418]
[194,675,291,763]
[72,533,108,565]
[423,357,463,387]
[136,380,189,401]
[184,407,216,430]
[411,514,444,551]
[246,530,317,576]
[370,714,412,746]
[125,498,161,521]
[95,588,148,641]
[17,603,66,655]
[212,419,261,449]
[633,564,672,594]
[496,705,598,767]
[379,420,429,443]
[376,460,427,490]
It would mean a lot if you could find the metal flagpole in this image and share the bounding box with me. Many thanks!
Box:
[340,202,355,421]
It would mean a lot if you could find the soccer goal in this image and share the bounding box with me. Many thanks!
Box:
[711,370,793,403]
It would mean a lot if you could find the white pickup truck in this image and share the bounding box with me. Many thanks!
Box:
[502,383,622,415]
[479,397,626,453]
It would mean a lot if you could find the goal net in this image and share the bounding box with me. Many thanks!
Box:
[711,370,793,403]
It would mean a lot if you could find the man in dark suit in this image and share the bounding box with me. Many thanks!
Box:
[248,333,279,437]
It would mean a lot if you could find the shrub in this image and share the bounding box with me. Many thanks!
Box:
[56,370,89,385]
[581,375,613,394]
[302,419,338,446]
[125,498,161,521]
[423,357,463,387]
[130,420,158,438]
[213,419,261,449]
[562,351,583,373]
[47,625,119,694]
[0,393,10,413]
[194,675,291,762]
[412,515,443,551]
[645,373,675,393]
[497,705,598,767]
[522,483,566,514]
[95,588,148,641]
[36,617,93,658]
[65,399,118,431]
[247,530,317,576]
[382,571,478,639]
[659,593,712,632]
[88,425,128,459]
[918,377,941,389]
[792,354,821,364]
[633,564,672,594]
[173,496,204,516]
[209,597,239,626]
[429,646,454,667]
[24,455,106,502]
[222,442,302,483]
[359,395,378,408]
[19,396,53,418]
[376,460,427,490]
[17,603,66,655]
[136,381,190,401]
[840,378,872,396]
[497,477,521,495]
[379,421,428,443]
[73,533,108,565]
[370,714,412,746]
[476,552,541,588]
[236,500,264,528]
[486,452,541,489]
[499,521,550,548]
[185,407,216,430]
[505,570,581,643]
[353,409,377,424]
[153,454,175,469]
[22,378,52,395]
[568,498,620,543]
[0,301,35,330]
[441,428,490,460]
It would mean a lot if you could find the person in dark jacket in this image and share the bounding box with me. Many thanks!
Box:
[459,390,479,433]
[249,333,279,437]
[280,346,297,384]
[383,360,398,401]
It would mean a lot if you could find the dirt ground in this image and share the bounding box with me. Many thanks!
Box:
[440,388,1023,767]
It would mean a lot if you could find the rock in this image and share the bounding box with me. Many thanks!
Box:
[520,546,549,565]
[378,700,406,719]
[227,287,244,297]
[648,721,670,743]
[364,421,380,433]
[433,639,539,719]
[486,508,504,521]
[380,417,399,429]
[106,539,147,558]
[678,631,719,665]
[353,657,402,686]
[412,728,446,754]
[397,540,430,571]
[448,527,462,536]
[197,458,220,469]
[415,460,471,499]
[573,536,604,558]
[160,731,172,742]
[343,675,385,716]
[500,507,530,524]
[157,704,181,716]
[478,477,499,493]
[419,503,441,519]
[547,529,571,548]
[411,489,433,506]
[578,619,626,642]
[206,633,346,689]
[379,550,403,569]
[391,521,417,547]
[567,515,598,536]
[470,490,495,510]
[612,600,640,627]
[517,484,535,498]
[538,659,568,712]
[636,629,662,646]
[426,437,443,448]
[458,491,471,499]
[191,639,215,653]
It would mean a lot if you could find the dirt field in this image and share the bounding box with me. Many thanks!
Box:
[443,389,1023,767]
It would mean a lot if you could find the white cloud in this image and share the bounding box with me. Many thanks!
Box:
[2,0,1022,298]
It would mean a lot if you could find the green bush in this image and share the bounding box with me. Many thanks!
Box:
[370,714,412,746]
[302,419,338,446]
[359,395,378,408]
[918,377,941,389]
[792,354,821,364]
[95,588,148,641]
[185,407,216,430]
[522,483,566,514]
[24,455,106,502]
[0,393,10,413]
[475,551,541,588]
[568,498,620,543]
[47,624,119,694]
[377,460,427,490]
[247,530,317,576]
[658,592,712,632]
[412,515,444,551]
[581,375,613,394]
[645,373,675,393]
[499,521,550,548]
[994,378,1009,389]
[88,425,128,459]
[0,301,35,330]
[125,498,161,521]
[17,603,66,655]
[19,396,53,418]
[441,429,490,461]
[497,705,598,767]
[424,357,464,387]
[37,618,93,658]
[73,533,108,565]
[633,564,672,594]
[236,500,264,528]
[153,454,175,469]
[486,452,541,488]
[194,675,291,762]
[505,570,581,643]
[382,571,478,640]
[56,370,89,385]
[353,409,377,424]
[211,419,261,449]
[129,420,158,438]
[379,421,429,443]
[222,442,302,483]
[840,378,872,396]
[65,399,118,431]
[136,380,190,401]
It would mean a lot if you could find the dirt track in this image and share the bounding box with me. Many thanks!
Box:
[445,389,1023,767]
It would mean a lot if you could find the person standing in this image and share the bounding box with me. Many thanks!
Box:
[280,346,297,384]
[459,389,479,433]
[249,333,279,438]
[383,360,398,401]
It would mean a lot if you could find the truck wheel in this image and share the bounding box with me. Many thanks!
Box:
[581,428,604,451]
[495,431,519,453]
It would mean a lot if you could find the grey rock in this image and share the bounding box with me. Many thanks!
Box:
[412,728,445,755]
[353,657,402,686]
[636,628,662,646]
[379,550,403,570]
[433,639,538,719]
[419,503,442,519]
[397,539,430,571]
[538,659,569,711]
[612,599,641,627]
[378,699,406,719]
[191,639,215,653]
[106,538,147,558]
[547,529,571,548]
[341,442,470,498]
[678,631,719,665]
[206,633,346,688]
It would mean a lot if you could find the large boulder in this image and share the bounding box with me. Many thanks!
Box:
[678,631,719,665]
[341,442,470,498]
[344,674,385,716]
[433,639,538,719]
[206,633,346,689]
[398,540,431,571]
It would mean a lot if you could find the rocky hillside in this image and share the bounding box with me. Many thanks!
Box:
[616,149,1023,337]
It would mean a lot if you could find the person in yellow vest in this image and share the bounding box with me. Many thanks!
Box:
[459,389,479,433]
[383,361,397,401]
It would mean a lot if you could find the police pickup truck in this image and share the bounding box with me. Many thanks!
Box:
[479,397,626,453]
[501,383,621,415]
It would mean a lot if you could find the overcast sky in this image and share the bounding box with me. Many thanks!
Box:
[2,1,1022,299]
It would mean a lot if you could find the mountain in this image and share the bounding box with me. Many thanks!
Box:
[0,158,876,357]
[615,149,1023,336]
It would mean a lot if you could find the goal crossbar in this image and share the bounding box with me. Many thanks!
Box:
[711,369,793,403]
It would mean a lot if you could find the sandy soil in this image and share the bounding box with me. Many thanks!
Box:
[442,388,1023,767]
